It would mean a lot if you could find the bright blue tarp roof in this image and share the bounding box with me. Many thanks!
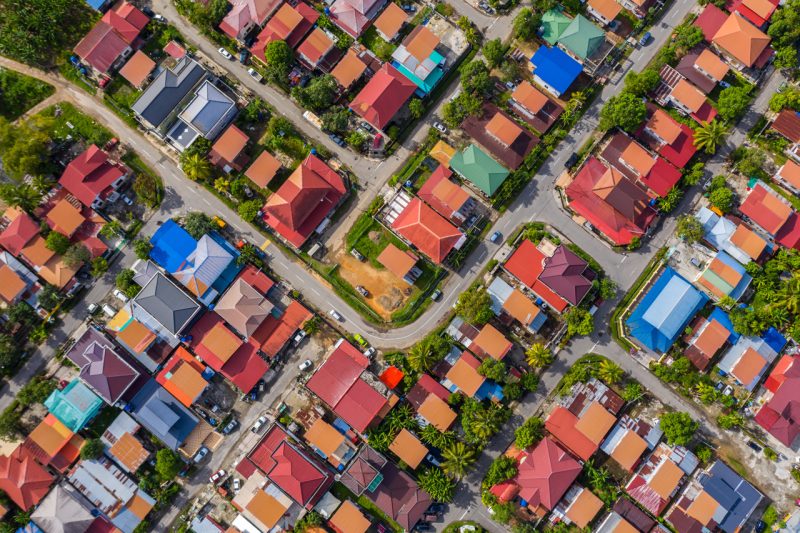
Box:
[530,47,582,95]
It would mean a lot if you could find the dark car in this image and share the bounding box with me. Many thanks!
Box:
[414,524,434,532]
[427,504,446,514]
[639,31,652,46]
[565,152,578,168]
[747,440,762,452]
[222,419,238,435]
[755,520,767,533]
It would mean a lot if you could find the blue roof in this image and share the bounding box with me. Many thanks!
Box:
[626,267,708,353]
[150,220,197,273]
[44,380,103,432]
[530,47,582,95]
[707,307,740,344]
[762,326,787,354]
[699,461,763,532]
[391,51,445,95]
[84,0,105,9]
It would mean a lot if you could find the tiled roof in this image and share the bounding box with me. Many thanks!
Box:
[417,394,456,431]
[329,500,371,533]
[155,346,208,407]
[330,49,367,89]
[712,12,771,67]
[514,438,581,511]
[645,108,682,145]
[214,276,273,338]
[59,145,125,208]
[771,109,800,143]
[119,51,155,87]
[297,28,334,66]
[391,198,463,264]
[670,79,707,113]
[739,182,792,235]
[503,239,570,313]
[0,209,38,255]
[74,21,130,73]
[349,64,417,130]
[220,0,281,38]
[588,0,621,21]
[445,352,485,397]
[695,49,729,81]
[389,429,428,469]
[245,150,282,189]
[210,124,249,166]
[470,323,512,360]
[694,4,728,42]
[377,243,418,279]
[0,446,54,510]
[449,144,510,196]
[511,81,549,115]
[373,2,407,40]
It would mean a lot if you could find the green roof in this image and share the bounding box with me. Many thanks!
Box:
[450,145,509,196]
[541,9,572,45]
[557,15,605,59]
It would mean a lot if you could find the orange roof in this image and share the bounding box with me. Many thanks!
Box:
[331,49,367,89]
[329,500,371,533]
[306,419,345,458]
[742,0,776,19]
[732,347,766,386]
[700,255,744,298]
[47,199,85,237]
[729,224,767,260]
[712,13,771,67]
[37,258,77,289]
[201,322,243,365]
[119,50,155,87]
[117,320,156,354]
[245,151,282,189]
[389,429,428,469]
[430,140,456,167]
[610,430,648,471]
[445,354,484,397]
[588,0,621,21]
[671,79,706,112]
[158,347,207,407]
[648,459,683,499]
[686,490,719,525]
[777,160,800,191]
[297,28,333,65]
[377,243,418,279]
[620,139,656,177]
[613,517,641,533]
[0,264,26,305]
[406,26,439,61]
[511,81,549,115]
[565,489,603,528]
[693,319,729,357]
[486,113,523,146]
[246,490,287,530]
[211,125,249,164]
[575,402,616,445]
[695,49,729,81]
[29,414,73,458]
[646,109,682,144]
[22,236,55,267]
[417,394,457,431]
[472,323,512,360]
[373,2,407,40]
[109,432,149,472]
[502,289,543,327]
[127,493,154,519]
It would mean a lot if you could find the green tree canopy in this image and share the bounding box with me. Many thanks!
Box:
[693,120,726,154]
[417,467,455,502]
[454,285,493,325]
[478,358,506,382]
[237,199,262,222]
[180,153,212,182]
[0,182,44,211]
[708,186,734,212]
[599,92,647,132]
[774,46,799,70]
[155,448,183,482]
[183,212,214,239]
[624,69,660,96]
[483,38,506,67]
[676,214,704,243]
[63,243,90,268]
[264,40,294,83]
[514,417,544,449]
[769,86,800,113]
[767,0,800,48]
[133,239,153,260]
[322,108,350,134]
[660,412,698,446]
[408,98,425,119]
[80,438,104,460]
[717,86,752,122]
[513,8,541,41]
[460,60,492,96]
[292,75,338,112]
[564,307,594,336]
[45,231,71,254]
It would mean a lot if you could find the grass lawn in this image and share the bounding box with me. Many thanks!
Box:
[103,77,141,127]
[58,62,96,95]
[122,152,164,208]
[330,482,403,533]
[40,102,114,146]
[0,69,55,120]
[360,26,397,62]
[346,214,409,269]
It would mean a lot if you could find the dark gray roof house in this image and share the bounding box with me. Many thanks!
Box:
[131,272,201,338]
[128,378,198,451]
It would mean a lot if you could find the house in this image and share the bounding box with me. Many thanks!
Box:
[565,157,657,246]
[739,181,800,249]
[130,272,202,340]
[619,0,655,18]
[676,49,729,94]
[41,194,108,258]
[209,124,250,173]
[304,418,357,468]
[214,274,274,338]
[164,40,187,59]
[443,350,486,398]
[44,379,104,432]
[509,81,564,134]
[771,109,800,146]
[711,12,771,71]
[297,28,337,70]
[127,379,200,451]
[462,105,539,170]
[44,198,85,238]
[626,443,698,516]
[390,197,465,264]
[600,415,661,472]
[73,2,149,76]
[0,446,54,510]
[173,232,237,303]
[59,145,128,210]
[417,165,472,226]
[331,49,368,91]
[219,0,281,41]
[306,339,395,433]
[63,326,143,405]
[560,377,624,416]
[0,250,41,308]
[449,144,510,197]
[118,50,156,88]
[545,401,616,461]
[696,251,752,301]
[231,478,299,533]
[667,460,763,533]
[389,429,429,470]
[600,132,682,197]
[391,26,445,95]
[155,346,209,407]
[373,2,407,41]
[377,243,421,285]
[329,501,371,533]
[596,512,645,533]
[250,297,311,360]
[696,207,769,264]
[21,414,83,474]
[31,483,96,533]
[101,412,150,473]
[329,0,386,37]
[350,64,417,132]
[429,140,456,167]
[487,279,548,333]
[694,4,729,42]
[683,308,738,371]
[67,456,155,533]
[638,107,697,169]
[167,80,238,152]
[262,153,347,248]
[667,78,717,124]
[732,0,778,27]
[540,9,573,44]
[775,159,800,195]
[468,324,512,361]
[251,2,319,59]
[551,485,604,529]
[719,329,785,390]
[245,150,282,189]
[148,219,197,274]
[586,0,621,25]
[755,355,800,447]
[416,391,457,432]
[530,46,582,97]
[556,15,605,63]
[245,424,333,508]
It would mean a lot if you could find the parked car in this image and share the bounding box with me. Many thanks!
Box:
[427,504,446,514]
[153,13,166,22]
[431,289,442,301]
[221,419,238,435]
[415,524,434,532]
[565,152,578,168]
[402,4,416,11]
[233,478,241,492]
[329,309,343,321]
[489,231,502,243]
[747,441,762,452]
[293,330,307,345]
[755,520,767,533]
[247,68,263,82]
[299,359,313,371]
[723,385,734,396]
[209,469,226,484]
[101,304,116,318]
[638,31,652,46]
[87,303,99,314]
[433,121,447,134]
[258,380,266,394]
[238,49,249,64]
[350,248,366,261]
[121,194,134,206]
[356,285,370,297]
[364,347,376,358]
[193,446,209,463]
[251,415,268,433]
[112,289,129,303]
[218,47,233,60]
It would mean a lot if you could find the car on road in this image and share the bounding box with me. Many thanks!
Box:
[239,49,249,64]
[747,441,762,452]
[221,419,238,435]
[329,309,343,321]
[414,524,434,532]
[433,121,447,134]
[233,478,241,492]
[87,303,99,314]
[193,446,209,463]
[247,68,263,82]
[638,31,652,47]
[209,469,226,484]
[489,231,502,243]
[565,152,578,168]
[431,289,442,301]
[257,380,266,394]
[153,13,166,22]
[356,285,369,297]
[218,47,234,60]
[112,289,129,303]
[251,415,268,433]
[299,359,313,371]
[755,520,767,533]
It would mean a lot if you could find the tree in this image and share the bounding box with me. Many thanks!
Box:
[483,455,517,488]
[263,40,293,83]
[80,438,104,460]
[346,131,366,150]
[514,417,544,449]
[717,412,745,429]
[695,383,718,404]
[683,162,706,186]
[658,186,683,213]
[63,244,90,268]
[454,285,493,325]
[0,183,43,211]
[767,0,800,48]
[7,302,37,329]
[673,23,704,51]
[0,406,21,441]
[735,147,766,177]
[16,377,55,405]
[442,91,482,128]
[520,372,539,392]
[693,120,726,154]
[708,186,734,213]
[116,269,141,299]
[676,214,704,243]
[322,109,350,134]
[483,38,505,67]
[90,257,108,278]
[769,86,800,113]
[440,442,477,479]
[37,284,60,310]
[408,98,425,119]
[45,231,71,254]
[183,212,214,239]
[717,86,751,122]
[460,60,492,96]
[597,360,623,384]
[660,412,698,446]
[408,333,450,372]
[624,69,660,96]
[420,424,456,449]
[133,239,153,260]
[621,382,643,402]
[417,467,455,502]
[181,153,211,182]
[774,46,799,70]
[564,307,594,336]
[478,358,506,382]
[292,75,338,112]
[513,8,541,41]
[525,343,553,368]
[694,444,713,463]
[155,449,183,482]
[599,92,646,132]
[237,199,262,222]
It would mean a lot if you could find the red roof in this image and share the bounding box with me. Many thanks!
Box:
[545,407,597,461]
[565,157,657,246]
[262,154,346,247]
[349,64,417,131]
[640,157,682,198]
[694,4,728,42]
[251,2,319,60]
[252,300,311,357]
[654,121,696,169]
[417,165,471,222]
[406,373,450,410]
[101,2,149,43]
[391,198,463,264]
[772,110,800,143]
[223,338,270,393]
[727,0,778,28]
[238,264,275,294]
[164,40,186,59]
[513,438,581,511]
[0,446,54,510]
[777,213,800,250]
[73,22,130,73]
[764,355,794,393]
[219,0,282,39]
[59,146,125,208]
[503,239,569,313]
[755,356,800,446]
[0,211,38,255]
[739,182,793,236]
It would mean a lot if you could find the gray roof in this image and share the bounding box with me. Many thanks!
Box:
[699,460,763,532]
[132,57,207,129]
[31,483,95,533]
[179,80,236,135]
[132,272,200,335]
[129,378,198,450]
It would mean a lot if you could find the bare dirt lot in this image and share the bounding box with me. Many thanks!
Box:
[335,252,413,320]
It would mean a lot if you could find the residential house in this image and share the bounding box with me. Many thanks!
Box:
[175,234,238,304]
[560,377,625,415]
[429,139,456,167]
[127,379,200,452]
[600,132,682,198]
[667,460,763,533]
[468,323,513,361]
[118,50,156,88]
[209,124,250,173]
[683,308,739,371]
[329,0,387,38]
[694,4,729,42]
[739,181,800,249]
[304,418,357,468]
[731,0,778,28]
[350,64,417,132]
[390,197,465,264]
[214,272,274,338]
[0,446,54,510]
[377,243,421,284]
[775,159,800,195]
[0,250,41,308]
[666,78,717,124]
[166,80,238,152]
[771,109,800,162]
[625,443,698,516]
[619,0,655,18]
[73,2,149,76]
[329,501,372,533]
[696,250,752,301]
[31,483,96,533]
[130,272,202,342]
[676,48,729,94]
[391,26,445,95]
[550,485,605,529]
[59,145,129,210]
[389,429,429,470]
[251,2,319,60]
[449,144,510,197]
[718,329,785,390]
[231,474,299,532]
[586,0,621,26]
[106,310,161,372]
[244,150,282,189]
[41,194,108,259]
[330,49,368,91]
[638,107,697,169]
[711,12,771,73]
[509,81,564,134]
[540,9,573,44]
[44,379,104,432]
[755,355,800,447]
[697,207,770,264]
[101,412,150,474]
[596,512,645,533]
[296,28,338,71]
[600,415,662,472]
[373,2,407,41]
[545,401,617,461]
[564,156,657,246]
[626,267,708,353]
[406,374,457,431]
[21,414,83,474]
[486,278,548,333]
[148,219,197,274]
[462,105,539,170]
[556,14,606,66]
[219,0,281,42]
[155,346,209,407]
[441,350,504,401]
[530,46,582,98]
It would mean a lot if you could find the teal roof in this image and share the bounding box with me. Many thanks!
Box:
[392,51,445,94]
[557,15,605,59]
[541,10,573,45]
[450,144,510,196]
[44,379,103,432]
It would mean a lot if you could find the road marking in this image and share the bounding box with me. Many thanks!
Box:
[459,506,471,519]
[202,198,212,206]
[260,240,271,251]
[621,254,628,263]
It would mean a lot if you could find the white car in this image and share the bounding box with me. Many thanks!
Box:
[193,446,209,464]
[364,347,376,358]
[218,47,234,60]
[251,415,268,433]
[328,309,343,321]
[247,68,263,82]
[112,289,129,303]
[153,14,167,22]
[233,478,241,492]
[299,359,313,371]
[433,121,447,134]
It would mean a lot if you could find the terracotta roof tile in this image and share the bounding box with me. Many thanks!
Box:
[247,490,287,529]
[511,81,549,115]
[109,432,148,472]
[377,243,418,279]
[46,199,85,237]
[646,109,682,144]
[200,322,243,365]
[686,489,718,525]
[331,49,367,89]
[211,125,249,165]
[501,289,543,327]
[565,489,604,528]
[695,49,729,81]
[329,500,371,533]
[574,402,616,445]
[671,79,706,112]
[389,429,428,469]
[610,430,648,471]
[305,419,345,458]
[588,0,621,21]
[471,323,512,360]
[391,198,463,264]
[445,352,484,397]
[373,2,407,40]
[0,265,26,305]
[712,12,771,67]
[417,394,457,431]
[118,51,155,87]
[648,459,683,499]
[297,28,333,65]
[245,151,282,189]
[620,140,656,177]
[486,113,523,146]
[693,318,729,358]
[405,26,439,61]
[429,140,456,167]
[732,347,766,386]
[729,224,767,260]
[777,160,800,191]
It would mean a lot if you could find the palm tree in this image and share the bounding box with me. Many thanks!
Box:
[30,175,55,194]
[420,424,455,449]
[408,340,436,372]
[0,183,43,212]
[525,343,553,368]
[597,360,624,384]
[693,120,726,154]
[440,442,477,479]
[181,153,212,182]
[469,416,499,443]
